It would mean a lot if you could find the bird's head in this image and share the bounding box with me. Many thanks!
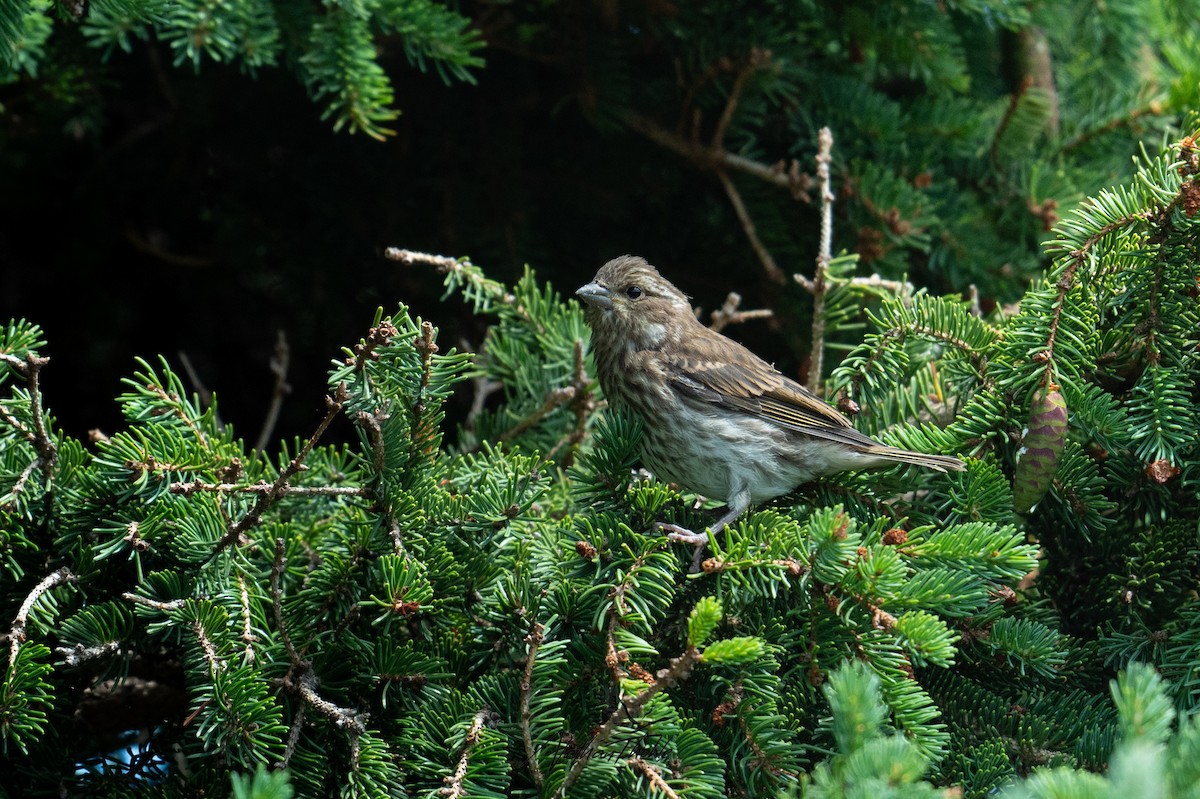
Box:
[576,255,694,349]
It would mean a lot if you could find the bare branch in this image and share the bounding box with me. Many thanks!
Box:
[626,113,813,200]
[254,329,291,453]
[716,170,786,284]
[806,127,835,393]
[9,567,76,668]
[272,539,302,668]
[556,646,702,798]
[627,758,681,799]
[547,339,598,467]
[122,593,187,612]
[709,292,773,334]
[209,383,347,558]
[519,623,546,790]
[171,482,368,497]
[500,387,575,444]
[441,709,495,799]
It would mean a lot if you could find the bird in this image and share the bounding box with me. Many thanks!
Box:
[576,255,964,566]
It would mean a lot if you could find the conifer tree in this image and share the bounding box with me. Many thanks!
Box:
[4,2,1200,798]
[3,124,1199,795]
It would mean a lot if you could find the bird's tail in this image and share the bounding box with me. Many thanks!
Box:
[864,446,966,473]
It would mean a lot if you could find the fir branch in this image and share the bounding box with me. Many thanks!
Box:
[1062,102,1164,154]
[0,352,57,477]
[297,671,366,735]
[412,320,439,444]
[627,757,681,799]
[273,540,368,747]
[170,482,368,497]
[4,455,40,507]
[7,567,75,668]
[605,612,627,686]
[237,573,256,664]
[807,127,835,393]
[385,247,519,311]
[124,521,149,553]
[143,373,211,448]
[441,708,495,799]
[350,319,400,374]
[122,593,187,612]
[1043,210,1152,387]
[278,702,306,770]
[23,353,55,477]
[272,539,302,669]
[210,383,347,557]
[546,339,597,467]
[519,622,546,790]
[355,406,389,496]
[192,617,225,675]
[54,641,120,666]
[499,386,576,444]
[556,646,702,798]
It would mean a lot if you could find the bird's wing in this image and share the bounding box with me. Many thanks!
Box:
[662,331,882,449]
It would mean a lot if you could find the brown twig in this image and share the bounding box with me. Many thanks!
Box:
[708,292,774,334]
[3,456,41,506]
[296,671,366,735]
[208,383,347,558]
[254,329,291,453]
[625,113,813,200]
[122,593,186,612]
[519,622,546,790]
[237,573,257,664]
[441,709,495,798]
[546,340,597,467]
[272,539,302,668]
[176,350,215,414]
[277,702,306,770]
[627,758,681,799]
[355,407,390,494]
[806,127,835,393]
[991,76,1033,166]
[716,169,786,283]
[500,387,576,444]
[711,52,766,149]
[1,354,58,480]
[555,646,702,798]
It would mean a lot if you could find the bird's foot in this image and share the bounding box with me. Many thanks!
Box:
[654,522,709,572]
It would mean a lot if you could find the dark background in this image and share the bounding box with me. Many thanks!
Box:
[4,1,1186,449]
[1,33,804,447]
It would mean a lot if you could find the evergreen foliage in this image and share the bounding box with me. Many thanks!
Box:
[3,2,1200,797]
[2,123,1199,795]
[0,0,483,139]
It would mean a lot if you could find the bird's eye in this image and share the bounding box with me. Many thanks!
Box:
[625,286,644,299]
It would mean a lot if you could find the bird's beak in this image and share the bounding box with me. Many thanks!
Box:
[576,282,613,310]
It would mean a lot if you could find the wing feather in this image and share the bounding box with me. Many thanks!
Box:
[662,331,881,449]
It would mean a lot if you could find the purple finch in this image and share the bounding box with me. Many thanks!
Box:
[577,255,964,556]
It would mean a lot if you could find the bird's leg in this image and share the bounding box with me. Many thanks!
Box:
[656,484,752,572]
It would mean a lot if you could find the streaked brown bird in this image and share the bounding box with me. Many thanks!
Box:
[577,255,964,562]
